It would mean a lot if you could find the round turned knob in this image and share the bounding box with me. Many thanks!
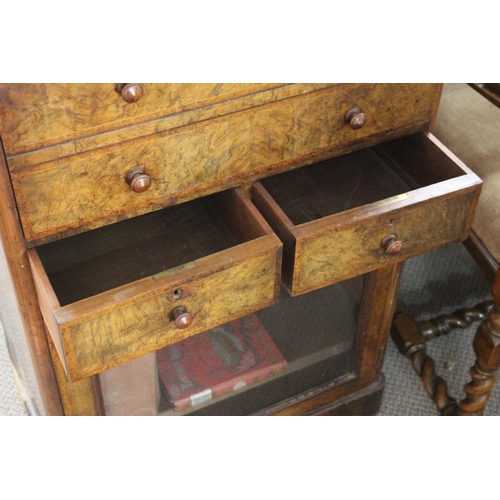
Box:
[126,168,151,193]
[345,107,367,130]
[381,234,403,256]
[118,83,143,103]
[173,306,193,329]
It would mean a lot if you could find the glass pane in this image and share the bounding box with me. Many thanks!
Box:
[99,275,365,416]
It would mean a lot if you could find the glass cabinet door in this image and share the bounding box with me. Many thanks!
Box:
[99,274,366,416]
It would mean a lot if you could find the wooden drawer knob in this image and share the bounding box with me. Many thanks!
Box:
[381,234,403,256]
[345,107,367,130]
[118,83,143,103]
[126,168,151,193]
[173,306,193,329]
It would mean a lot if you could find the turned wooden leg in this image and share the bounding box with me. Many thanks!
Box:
[418,301,493,342]
[392,270,500,415]
[392,313,458,415]
[458,272,500,415]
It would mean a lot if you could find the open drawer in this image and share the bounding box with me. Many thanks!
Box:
[252,133,482,296]
[28,188,282,381]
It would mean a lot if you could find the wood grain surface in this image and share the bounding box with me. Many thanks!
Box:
[293,187,479,295]
[46,333,102,416]
[5,84,333,169]
[27,188,282,380]
[0,83,286,156]
[58,239,280,380]
[11,84,439,243]
[254,133,482,296]
[0,83,451,415]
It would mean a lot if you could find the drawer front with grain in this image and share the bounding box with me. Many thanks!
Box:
[0,83,287,156]
[252,133,482,296]
[11,84,441,244]
[27,188,282,380]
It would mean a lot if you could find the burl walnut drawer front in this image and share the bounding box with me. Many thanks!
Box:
[0,83,286,156]
[27,188,282,381]
[252,133,482,296]
[10,84,440,244]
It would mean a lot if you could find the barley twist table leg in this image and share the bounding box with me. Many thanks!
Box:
[392,271,500,416]
[458,293,500,415]
[418,301,493,342]
[392,314,458,415]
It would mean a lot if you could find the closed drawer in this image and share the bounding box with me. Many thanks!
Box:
[28,188,282,381]
[0,83,285,156]
[252,133,482,296]
[12,84,441,244]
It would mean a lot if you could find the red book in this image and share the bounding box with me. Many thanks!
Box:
[157,314,287,411]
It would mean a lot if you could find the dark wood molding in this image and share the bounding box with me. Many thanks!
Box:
[468,84,500,109]
[312,375,385,416]
[463,231,499,283]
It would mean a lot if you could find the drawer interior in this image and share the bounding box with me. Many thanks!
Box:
[35,189,266,306]
[258,133,468,225]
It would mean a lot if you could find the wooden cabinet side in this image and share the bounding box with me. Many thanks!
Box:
[0,140,65,415]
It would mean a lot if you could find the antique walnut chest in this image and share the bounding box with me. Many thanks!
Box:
[0,83,482,415]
